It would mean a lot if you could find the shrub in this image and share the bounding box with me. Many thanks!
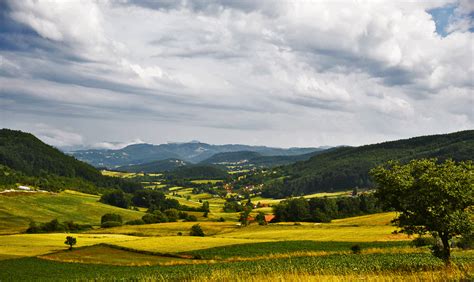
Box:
[125,219,145,225]
[412,236,435,247]
[177,232,183,236]
[217,217,226,222]
[186,215,198,222]
[178,211,189,220]
[101,221,122,228]
[142,211,168,224]
[101,213,123,225]
[351,244,361,254]
[190,224,204,237]
[455,233,473,250]
[164,209,179,222]
[26,219,90,233]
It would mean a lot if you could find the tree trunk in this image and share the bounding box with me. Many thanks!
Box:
[440,233,451,265]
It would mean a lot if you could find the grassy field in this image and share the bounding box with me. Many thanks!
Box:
[101,170,143,178]
[190,180,223,184]
[0,186,471,281]
[0,251,471,281]
[0,233,141,259]
[0,210,472,280]
[0,190,144,234]
[86,221,238,237]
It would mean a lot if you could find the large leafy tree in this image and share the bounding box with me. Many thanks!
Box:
[370,159,473,263]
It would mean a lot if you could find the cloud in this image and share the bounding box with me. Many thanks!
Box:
[91,139,146,150]
[0,0,472,148]
[31,124,84,148]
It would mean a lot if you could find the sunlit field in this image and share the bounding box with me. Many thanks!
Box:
[0,190,144,234]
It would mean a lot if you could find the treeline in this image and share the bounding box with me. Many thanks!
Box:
[0,129,142,194]
[100,189,179,210]
[273,194,382,222]
[26,219,91,233]
[261,130,474,197]
[165,165,229,180]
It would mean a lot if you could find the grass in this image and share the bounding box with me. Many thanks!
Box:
[213,212,408,242]
[0,233,141,258]
[190,180,223,184]
[101,170,143,178]
[184,240,413,259]
[0,252,471,281]
[0,190,144,234]
[86,221,238,237]
[113,236,271,253]
[40,244,191,266]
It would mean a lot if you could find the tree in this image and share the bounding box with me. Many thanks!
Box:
[370,159,473,264]
[64,236,77,250]
[239,207,252,226]
[100,190,130,209]
[190,224,205,236]
[255,211,266,225]
[101,213,123,225]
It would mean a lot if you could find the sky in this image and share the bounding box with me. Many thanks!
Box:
[0,0,473,150]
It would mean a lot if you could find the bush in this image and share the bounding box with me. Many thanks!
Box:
[185,215,198,222]
[101,213,123,225]
[217,217,226,222]
[455,233,473,250]
[125,219,145,225]
[26,219,90,233]
[190,224,204,237]
[412,236,435,247]
[164,209,179,222]
[142,210,169,224]
[351,244,361,254]
[101,221,122,228]
[178,211,189,220]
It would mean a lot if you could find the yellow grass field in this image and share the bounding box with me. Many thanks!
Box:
[0,233,140,258]
[40,245,191,266]
[114,236,271,253]
[86,221,239,236]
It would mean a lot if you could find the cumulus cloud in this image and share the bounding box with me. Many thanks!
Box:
[0,0,472,148]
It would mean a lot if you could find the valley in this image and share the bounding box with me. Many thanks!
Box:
[0,129,472,281]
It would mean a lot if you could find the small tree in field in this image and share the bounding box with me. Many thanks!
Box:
[370,159,473,264]
[190,224,205,237]
[65,236,77,250]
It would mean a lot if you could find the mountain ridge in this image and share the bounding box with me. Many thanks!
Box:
[72,141,326,168]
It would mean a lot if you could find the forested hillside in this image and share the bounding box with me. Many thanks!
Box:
[166,165,229,180]
[262,130,474,198]
[117,159,190,173]
[200,150,327,168]
[0,129,141,193]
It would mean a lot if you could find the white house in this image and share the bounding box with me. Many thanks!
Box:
[18,186,31,191]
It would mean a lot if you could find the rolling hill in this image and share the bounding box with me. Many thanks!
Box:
[71,141,325,168]
[262,130,474,198]
[0,190,144,234]
[0,129,141,193]
[117,159,191,173]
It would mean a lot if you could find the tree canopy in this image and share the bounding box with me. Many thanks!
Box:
[370,159,473,263]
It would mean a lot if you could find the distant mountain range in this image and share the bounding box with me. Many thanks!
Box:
[71,142,328,168]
